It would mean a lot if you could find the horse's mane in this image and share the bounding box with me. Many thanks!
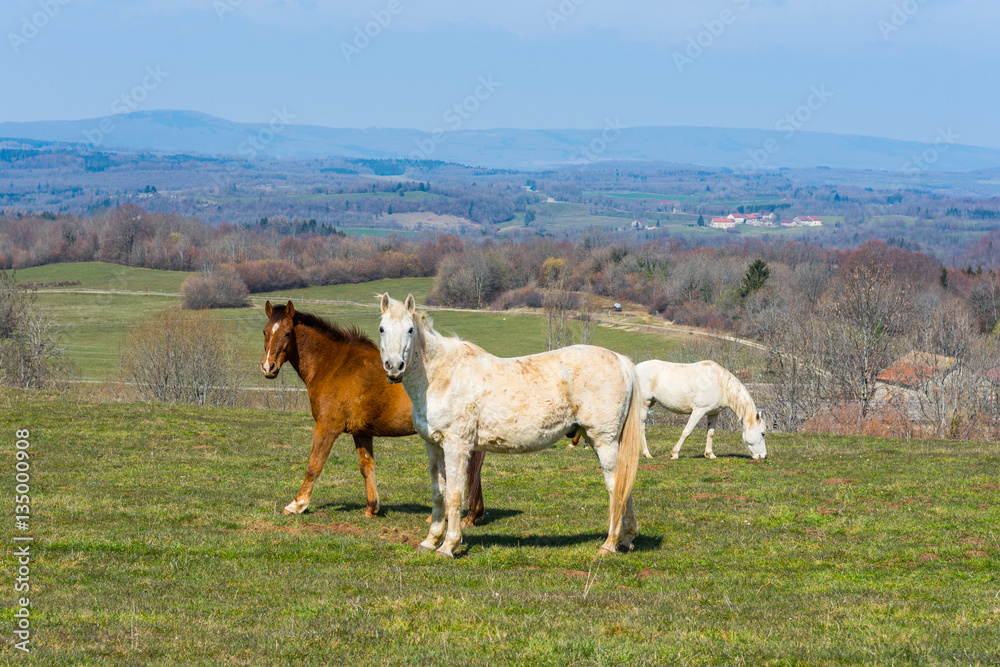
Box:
[276,305,376,349]
[718,365,758,425]
[414,310,487,355]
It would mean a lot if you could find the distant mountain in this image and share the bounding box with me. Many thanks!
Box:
[2,110,998,172]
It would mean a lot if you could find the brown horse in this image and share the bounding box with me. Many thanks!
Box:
[261,300,485,524]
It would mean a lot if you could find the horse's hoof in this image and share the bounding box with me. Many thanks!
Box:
[425,515,432,524]
[643,451,654,460]
[283,501,305,515]
[416,543,435,554]
[363,508,378,519]
[597,546,616,556]
[705,453,717,460]
[618,542,635,553]
[435,548,455,559]
[461,516,476,529]
[670,454,679,460]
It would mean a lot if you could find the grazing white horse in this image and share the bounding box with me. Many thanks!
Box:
[378,293,645,558]
[636,359,767,460]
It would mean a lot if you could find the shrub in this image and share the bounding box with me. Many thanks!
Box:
[181,267,249,310]
[122,309,244,406]
[666,300,728,330]
[232,260,305,293]
[493,287,544,310]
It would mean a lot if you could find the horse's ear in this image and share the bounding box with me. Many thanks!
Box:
[404,294,415,314]
[264,300,272,318]
[380,293,391,314]
[757,410,764,424]
[285,301,295,319]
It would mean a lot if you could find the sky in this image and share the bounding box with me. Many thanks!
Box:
[1,0,998,149]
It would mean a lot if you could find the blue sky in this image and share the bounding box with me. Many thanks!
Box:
[2,0,998,148]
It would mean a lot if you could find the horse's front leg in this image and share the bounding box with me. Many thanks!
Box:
[704,413,718,460]
[437,443,472,558]
[671,409,708,459]
[285,423,342,515]
[418,442,447,553]
[353,433,380,518]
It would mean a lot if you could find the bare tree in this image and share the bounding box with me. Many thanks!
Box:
[541,257,574,349]
[751,305,828,432]
[0,270,66,389]
[122,310,245,406]
[578,288,595,345]
[822,263,909,419]
[906,300,992,438]
[100,204,155,265]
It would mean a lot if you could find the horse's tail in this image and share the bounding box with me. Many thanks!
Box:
[610,357,645,537]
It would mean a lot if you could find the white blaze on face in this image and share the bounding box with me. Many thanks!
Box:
[263,322,281,371]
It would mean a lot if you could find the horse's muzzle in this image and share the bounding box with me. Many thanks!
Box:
[386,373,402,384]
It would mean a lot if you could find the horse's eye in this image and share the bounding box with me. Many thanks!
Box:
[408,327,414,335]
[378,326,384,334]
[284,332,291,338]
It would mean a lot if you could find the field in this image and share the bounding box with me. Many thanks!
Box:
[2,391,998,665]
[19,264,701,383]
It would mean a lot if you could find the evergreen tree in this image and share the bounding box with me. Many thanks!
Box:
[740,259,770,297]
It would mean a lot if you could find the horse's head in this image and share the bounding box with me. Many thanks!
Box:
[261,300,296,378]
[378,292,416,384]
[743,409,767,460]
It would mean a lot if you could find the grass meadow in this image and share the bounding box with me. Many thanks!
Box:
[1,391,998,665]
[20,264,699,384]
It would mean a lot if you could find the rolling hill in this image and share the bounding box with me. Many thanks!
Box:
[3,110,999,172]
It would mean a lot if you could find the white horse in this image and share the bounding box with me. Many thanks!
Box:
[636,359,767,460]
[378,293,646,558]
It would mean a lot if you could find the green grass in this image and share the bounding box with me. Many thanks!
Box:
[23,265,700,382]
[2,391,998,665]
[256,278,436,307]
[13,262,194,292]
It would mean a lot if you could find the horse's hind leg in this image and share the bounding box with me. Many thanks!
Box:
[353,434,380,518]
[285,424,342,515]
[672,409,708,459]
[590,438,631,555]
[462,450,485,528]
[704,413,718,460]
[418,442,447,554]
